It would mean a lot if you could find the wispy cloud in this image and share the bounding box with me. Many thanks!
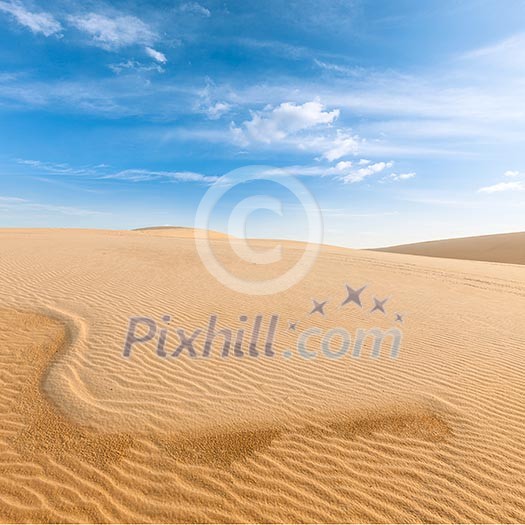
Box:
[339,161,394,183]
[0,75,186,116]
[0,196,26,203]
[194,79,232,120]
[460,32,525,68]
[479,181,525,193]
[321,130,360,161]
[179,2,211,17]
[16,159,217,184]
[1,3,169,73]
[479,169,525,193]
[255,158,400,184]
[384,172,416,182]
[102,169,217,183]
[16,156,409,187]
[67,12,156,50]
[17,158,93,175]
[0,0,61,36]
[234,38,314,61]
[504,170,525,178]
[109,59,164,74]
[145,46,167,64]
[204,101,231,119]
[0,195,106,216]
[313,59,361,76]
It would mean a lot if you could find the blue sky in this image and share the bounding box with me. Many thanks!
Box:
[0,0,524,247]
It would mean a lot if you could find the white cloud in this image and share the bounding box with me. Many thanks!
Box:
[17,159,217,184]
[159,157,410,188]
[313,59,360,76]
[229,101,364,161]
[339,161,394,183]
[179,2,211,17]
[204,101,231,119]
[145,46,167,64]
[234,101,340,144]
[102,169,217,184]
[0,0,61,36]
[262,159,396,184]
[479,181,525,193]
[478,169,525,193]
[387,172,416,182]
[327,160,353,173]
[195,79,232,120]
[504,170,524,177]
[322,130,359,161]
[68,12,156,50]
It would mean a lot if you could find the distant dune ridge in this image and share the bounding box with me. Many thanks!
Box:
[133,226,230,239]
[0,227,525,522]
[375,231,525,265]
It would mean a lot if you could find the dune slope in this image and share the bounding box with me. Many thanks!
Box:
[0,228,525,522]
[375,231,525,265]
[133,226,230,239]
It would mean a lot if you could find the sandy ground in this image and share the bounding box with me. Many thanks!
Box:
[376,231,525,265]
[1,228,525,523]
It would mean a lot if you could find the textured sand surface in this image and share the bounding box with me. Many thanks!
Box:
[1,228,525,522]
[375,231,525,265]
[133,226,231,239]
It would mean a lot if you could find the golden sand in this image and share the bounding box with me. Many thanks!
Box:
[0,228,525,522]
[376,231,525,265]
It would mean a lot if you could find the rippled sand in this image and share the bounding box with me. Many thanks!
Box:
[1,228,525,522]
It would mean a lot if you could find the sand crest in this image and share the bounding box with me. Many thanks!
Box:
[376,231,525,265]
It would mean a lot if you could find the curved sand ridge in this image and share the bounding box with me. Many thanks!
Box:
[0,308,452,523]
[1,228,525,522]
[375,231,525,265]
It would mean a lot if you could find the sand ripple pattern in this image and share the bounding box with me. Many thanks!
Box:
[0,228,525,522]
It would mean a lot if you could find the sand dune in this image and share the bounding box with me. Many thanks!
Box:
[133,226,230,239]
[375,231,525,265]
[1,228,525,522]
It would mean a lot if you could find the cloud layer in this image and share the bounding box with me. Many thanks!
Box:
[0,2,167,64]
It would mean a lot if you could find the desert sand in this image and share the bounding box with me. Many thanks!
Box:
[376,231,525,265]
[1,227,525,523]
[133,226,231,239]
